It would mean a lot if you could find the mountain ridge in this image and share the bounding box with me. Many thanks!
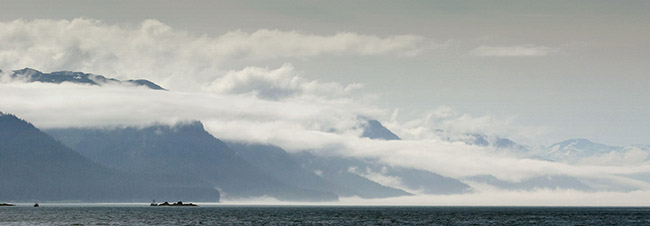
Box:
[0,113,220,202]
[8,68,166,90]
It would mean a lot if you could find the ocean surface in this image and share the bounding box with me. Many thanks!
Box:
[1,204,650,225]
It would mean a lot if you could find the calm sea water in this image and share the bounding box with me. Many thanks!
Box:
[1,205,650,225]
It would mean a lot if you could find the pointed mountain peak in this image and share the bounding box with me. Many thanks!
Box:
[361,119,400,140]
[125,79,166,90]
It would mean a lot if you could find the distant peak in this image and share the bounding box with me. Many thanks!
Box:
[548,138,620,152]
[13,67,42,75]
[552,138,595,146]
[361,119,400,140]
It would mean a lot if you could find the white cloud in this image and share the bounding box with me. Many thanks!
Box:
[578,147,650,166]
[206,63,363,100]
[0,18,426,91]
[385,106,546,145]
[470,45,557,57]
[350,166,413,193]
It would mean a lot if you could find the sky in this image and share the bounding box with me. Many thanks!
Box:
[0,0,650,145]
[1,0,650,205]
[1,0,649,146]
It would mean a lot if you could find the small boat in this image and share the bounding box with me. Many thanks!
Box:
[0,203,15,207]
[34,203,39,207]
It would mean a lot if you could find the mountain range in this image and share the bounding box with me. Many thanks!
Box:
[46,122,337,202]
[0,112,219,202]
[3,68,649,202]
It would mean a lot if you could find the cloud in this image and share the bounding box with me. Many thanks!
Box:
[350,166,413,193]
[470,45,557,57]
[578,147,650,166]
[214,29,426,58]
[206,63,363,100]
[0,18,426,91]
[385,106,546,145]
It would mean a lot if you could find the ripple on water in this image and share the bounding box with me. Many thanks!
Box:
[1,206,650,225]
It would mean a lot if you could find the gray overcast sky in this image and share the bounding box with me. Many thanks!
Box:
[1,0,649,146]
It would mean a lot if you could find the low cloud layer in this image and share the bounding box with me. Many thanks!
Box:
[385,106,546,145]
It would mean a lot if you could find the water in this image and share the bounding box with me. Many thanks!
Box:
[1,205,650,225]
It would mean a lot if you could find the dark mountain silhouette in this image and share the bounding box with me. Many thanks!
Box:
[10,68,165,90]
[46,122,337,202]
[0,112,219,202]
